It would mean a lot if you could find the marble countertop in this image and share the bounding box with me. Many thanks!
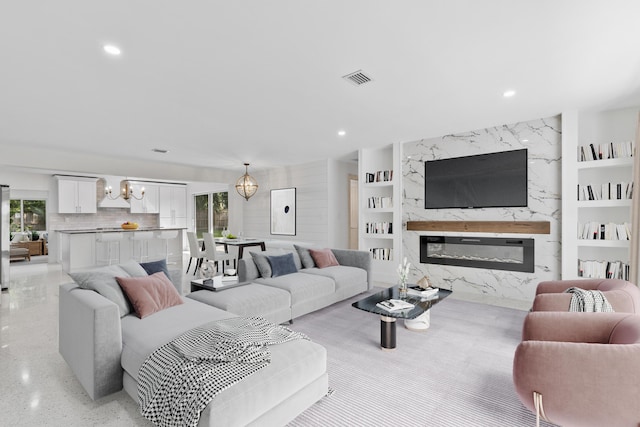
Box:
[56,227,186,234]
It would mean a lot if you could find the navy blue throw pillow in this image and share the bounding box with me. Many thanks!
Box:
[140,259,171,280]
[268,253,298,277]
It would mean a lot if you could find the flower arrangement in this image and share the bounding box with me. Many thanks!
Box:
[397,257,411,289]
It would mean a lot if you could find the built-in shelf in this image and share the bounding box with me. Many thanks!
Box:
[406,220,551,234]
[364,208,394,213]
[577,239,630,248]
[362,234,395,239]
[577,157,633,169]
[576,199,632,208]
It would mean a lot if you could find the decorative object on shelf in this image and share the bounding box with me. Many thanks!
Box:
[235,163,258,201]
[121,221,139,230]
[105,179,145,201]
[417,275,430,289]
[270,187,296,235]
[397,257,410,298]
[199,261,217,279]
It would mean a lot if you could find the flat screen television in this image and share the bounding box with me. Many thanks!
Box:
[424,148,528,209]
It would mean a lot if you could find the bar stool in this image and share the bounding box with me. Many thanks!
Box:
[129,231,154,262]
[95,232,122,265]
[156,229,179,264]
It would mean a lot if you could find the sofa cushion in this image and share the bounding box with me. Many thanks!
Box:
[140,258,171,280]
[121,297,327,427]
[120,298,234,379]
[268,252,298,277]
[70,265,133,317]
[294,244,316,269]
[116,272,183,319]
[309,248,339,268]
[609,315,640,344]
[257,272,335,305]
[301,265,368,291]
[187,284,292,324]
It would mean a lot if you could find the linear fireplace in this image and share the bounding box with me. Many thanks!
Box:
[420,235,534,273]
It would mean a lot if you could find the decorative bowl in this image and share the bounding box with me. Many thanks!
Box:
[121,222,139,230]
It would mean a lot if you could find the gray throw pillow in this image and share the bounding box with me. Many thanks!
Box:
[268,253,298,277]
[118,260,149,277]
[294,244,316,269]
[251,252,272,278]
[70,265,133,317]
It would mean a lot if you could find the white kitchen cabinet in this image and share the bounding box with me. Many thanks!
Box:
[130,183,160,213]
[159,185,187,228]
[56,176,98,214]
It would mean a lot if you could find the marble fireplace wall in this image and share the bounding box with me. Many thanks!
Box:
[402,115,562,304]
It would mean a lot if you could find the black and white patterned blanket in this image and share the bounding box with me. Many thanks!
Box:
[565,287,614,312]
[137,317,309,427]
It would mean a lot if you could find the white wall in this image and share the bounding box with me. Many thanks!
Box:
[328,159,358,248]
[237,159,357,249]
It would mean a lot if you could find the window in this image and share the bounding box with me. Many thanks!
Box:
[194,192,228,238]
[10,199,47,234]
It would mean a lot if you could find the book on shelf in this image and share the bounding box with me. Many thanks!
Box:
[578,141,634,162]
[376,299,414,312]
[577,182,633,201]
[367,196,393,209]
[365,170,394,183]
[365,221,393,234]
[369,247,393,260]
[578,221,631,240]
[407,286,439,299]
[578,259,630,280]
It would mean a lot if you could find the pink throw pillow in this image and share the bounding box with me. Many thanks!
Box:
[309,248,339,268]
[116,272,183,319]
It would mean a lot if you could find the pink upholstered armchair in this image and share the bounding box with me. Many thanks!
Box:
[532,278,640,313]
[513,311,640,426]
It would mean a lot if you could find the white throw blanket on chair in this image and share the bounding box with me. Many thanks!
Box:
[565,287,614,312]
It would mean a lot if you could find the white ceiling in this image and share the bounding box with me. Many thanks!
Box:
[2,1,640,177]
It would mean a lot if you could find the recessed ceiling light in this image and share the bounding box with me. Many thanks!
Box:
[103,44,121,56]
[338,130,346,136]
[503,90,516,98]
[522,139,529,142]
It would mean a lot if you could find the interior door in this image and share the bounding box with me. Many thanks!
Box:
[348,174,358,249]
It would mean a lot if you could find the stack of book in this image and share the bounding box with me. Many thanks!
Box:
[407,286,439,299]
[578,221,630,240]
[578,141,634,161]
[376,299,414,312]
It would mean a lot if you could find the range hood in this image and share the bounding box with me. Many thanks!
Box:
[98,176,131,209]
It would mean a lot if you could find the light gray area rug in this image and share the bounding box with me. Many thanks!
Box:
[287,291,555,427]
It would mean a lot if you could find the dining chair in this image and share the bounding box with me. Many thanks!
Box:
[186,231,206,275]
[202,232,236,275]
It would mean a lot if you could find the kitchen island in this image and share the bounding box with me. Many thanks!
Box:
[57,227,185,273]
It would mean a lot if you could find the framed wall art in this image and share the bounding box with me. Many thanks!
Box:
[270,187,296,235]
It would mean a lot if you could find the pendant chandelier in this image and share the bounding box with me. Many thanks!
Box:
[235,163,258,201]
[105,179,145,201]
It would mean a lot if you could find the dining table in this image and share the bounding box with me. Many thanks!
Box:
[213,237,266,260]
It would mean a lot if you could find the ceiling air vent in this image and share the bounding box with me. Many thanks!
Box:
[342,70,373,86]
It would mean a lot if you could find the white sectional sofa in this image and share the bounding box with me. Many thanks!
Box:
[58,262,328,426]
[58,247,371,426]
